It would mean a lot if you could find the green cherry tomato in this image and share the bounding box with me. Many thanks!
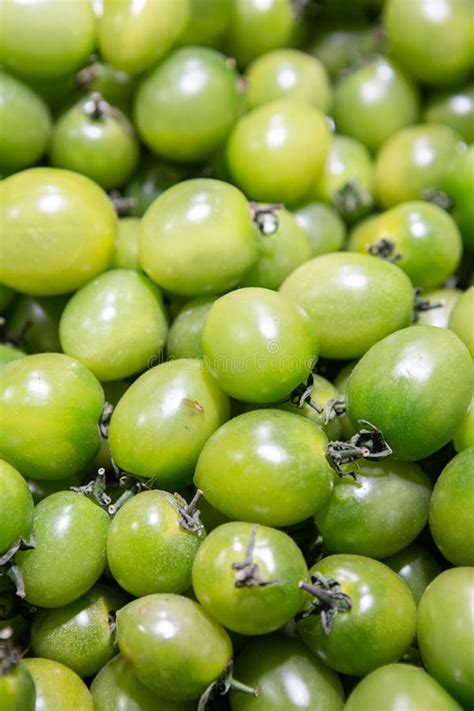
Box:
[0,0,96,79]
[0,353,104,480]
[383,543,443,605]
[417,568,474,707]
[0,460,34,555]
[297,554,417,676]
[140,179,259,297]
[293,202,346,257]
[280,252,413,359]
[22,658,93,710]
[453,394,474,451]
[346,326,474,460]
[332,58,420,152]
[344,663,462,711]
[31,584,126,677]
[0,345,26,366]
[124,160,190,218]
[415,288,462,329]
[240,208,311,290]
[348,202,463,290]
[134,47,239,162]
[91,654,195,711]
[98,0,189,74]
[0,663,36,711]
[0,72,51,174]
[310,21,384,79]
[226,99,331,206]
[108,358,230,489]
[230,634,344,711]
[192,522,309,635]
[311,134,374,220]
[6,295,66,354]
[0,168,117,296]
[178,0,232,48]
[16,491,109,608]
[107,490,205,597]
[50,95,139,190]
[195,409,333,527]
[429,447,474,566]
[278,373,343,440]
[59,269,168,381]
[449,287,474,357]
[314,459,432,559]
[167,297,215,360]
[374,124,464,208]
[109,218,141,271]
[424,84,474,143]
[441,145,474,251]
[202,287,319,403]
[78,62,137,116]
[246,49,331,112]
[225,0,297,67]
[117,594,232,701]
[384,0,474,86]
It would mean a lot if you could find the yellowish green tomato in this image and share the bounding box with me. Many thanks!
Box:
[31,584,126,677]
[59,269,168,381]
[441,145,474,251]
[311,21,383,79]
[0,345,26,366]
[178,0,232,48]
[134,47,240,162]
[293,202,346,257]
[0,168,117,296]
[0,662,36,711]
[280,252,413,359]
[332,58,420,152]
[108,359,230,489]
[124,160,191,218]
[195,409,333,527]
[98,0,189,74]
[246,49,331,112]
[0,353,104,480]
[22,658,93,710]
[278,373,343,440]
[348,202,463,290]
[140,179,259,297]
[240,208,311,290]
[0,459,34,555]
[424,84,474,143]
[429,447,474,566]
[453,394,474,451]
[78,62,137,116]
[167,297,215,360]
[0,0,96,78]
[110,218,141,271]
[226,99,331,206]
[383,543,443,606]
[6,295,66,353]
[0,72,51,174]
[202,287,319,403]
[416,288,462,329]
[449,287,474,357]
[374,124,464,208]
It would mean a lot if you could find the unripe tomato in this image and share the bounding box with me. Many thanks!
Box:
[167,297,215,360]
[22,658,93,710]
[449,287,474,357]
[6,295,66,354]
[293,202,346,257]
[442,146,474,251]
[178,0,232,48]
[109,218,141,271]
[0,662,35,711]
[424,84,474,143]
[453,394,474,451]
[383,543,443,605]
[0,460,34,555]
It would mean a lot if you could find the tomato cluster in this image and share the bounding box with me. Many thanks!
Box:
[1,1,473,710]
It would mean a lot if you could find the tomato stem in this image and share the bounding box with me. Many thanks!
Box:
[299,572,352,635]
[0,626,22,674]
[232,527,281,588]
[333,179,372,218]
[0,532,35,567]
[422,187,454,212]
[7,566,25,600]
[291,371,323,413]
[413,287,444,322]
[368,237,402,263]
[172,489,204,533]
[326,419,392,477]
[197,661,257,711]
[249,202,284,235]
[108,190,137,216]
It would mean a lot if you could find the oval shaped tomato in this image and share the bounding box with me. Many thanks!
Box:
[383,543,443,605]
[22,658,93,710]
[0,460,34,555]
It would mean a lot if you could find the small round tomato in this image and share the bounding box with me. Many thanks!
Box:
[278,373,343,440]
[415,288,462,329]
[417,568,474,708]
[98,0,189,74]
[332,58,419,152]
[293,202,346,257]
[91,654,195,711]
[453,394,474,451]
[424,84,474,143]
[230,634,344,711]
[0,345,26,366]
[117,594,232,701]
[449,287,474,357]
[0,168,117,296]
[348,202,463,290]
[383,543,443,605]
[280,252,413,359]
[225,100,331,206]
[139,179,259,297]
[347,326,473,460]
[107,490,205,597]
[109,217,141,271]
[311,22,383,79]
[429,448,474,566]
[6,295,66,353]
[59,269,168,381]
[384,0,474,86]
[178,0,232,47]
[344,664,462,711]
[297,554,417,676]
[31,584,126,677]
[442,146,474,251]
[202,287,319,403]
[108,358,230,489]
[246,49,331,112]
[374,124,464,208]
[22,658,93,710]
[78,62,137,116]
[0,663,36,711]
[0,460,34,555]
[167,297,215,360]
[195,409,333,527]
[315,459,432,559]
[16,491,109,608]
